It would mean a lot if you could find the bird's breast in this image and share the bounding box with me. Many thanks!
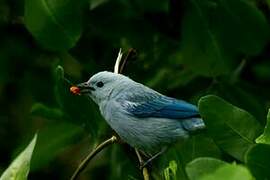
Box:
[99,100,188,152]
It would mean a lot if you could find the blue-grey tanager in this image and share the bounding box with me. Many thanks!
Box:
[71,71,205,164]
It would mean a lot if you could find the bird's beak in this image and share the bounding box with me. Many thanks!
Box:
[70,82,95,95]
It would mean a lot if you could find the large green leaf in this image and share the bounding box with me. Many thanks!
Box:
[156,134,221,180]
[0,134,37,180]
[24,0,83,51]
[256,109,270,144]
[210,81,266,124]
[181,0,231,77]
[214,0,269,55]
[198,95,262,161]
[200,164,254,180]
[31,103,64,121]
[181,0,269,77]
[31,122,83,170]
[185,157,227,180]
[245,144,270,180]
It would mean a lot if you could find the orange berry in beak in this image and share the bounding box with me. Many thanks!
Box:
[70,86,81,95]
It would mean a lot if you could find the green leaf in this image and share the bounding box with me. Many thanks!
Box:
[31,122,83,170]
[181,0,231,77]
[245,144,270,180]
[156,148,188,180]
[186,157,227,180]
[177,133,222,165]
[164,160,178,180]
[214,0,270,55]
[198,95,262,161]
[181,0,270,77]
[156,133,222,180]
[200,164,254,180]
[53,64,107,138]
[256,109,270,144]
[211,81,266,123]
[55,65,65,81]
[31,103,64,120]
[24,0,83,51]
[0,134,37,180]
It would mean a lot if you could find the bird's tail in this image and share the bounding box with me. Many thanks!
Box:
[182,118,205,133]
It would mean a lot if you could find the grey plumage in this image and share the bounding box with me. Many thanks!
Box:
[76,71,205,153]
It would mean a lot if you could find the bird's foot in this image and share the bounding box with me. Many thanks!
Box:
[139,162,149,170]
[139,147,167,169]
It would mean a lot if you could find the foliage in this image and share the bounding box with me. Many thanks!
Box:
[199,163,254,180]
[1,0,270,179]
[256,109,270,144]
[0,134,37,180]
[198,95,262,161]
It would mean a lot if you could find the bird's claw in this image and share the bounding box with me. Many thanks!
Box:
[139,162,149,170]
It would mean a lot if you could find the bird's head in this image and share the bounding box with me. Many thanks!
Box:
[70,71,130,104]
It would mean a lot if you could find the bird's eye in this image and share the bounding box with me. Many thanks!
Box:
[96,81,104,88]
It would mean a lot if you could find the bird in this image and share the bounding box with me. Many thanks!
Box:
[70,71,205,166]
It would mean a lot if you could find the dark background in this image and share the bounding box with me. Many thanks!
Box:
[1,0,270,179]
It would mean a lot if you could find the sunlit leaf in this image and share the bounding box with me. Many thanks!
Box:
[186,157,227,180]
[164,160,177,180]
[200,164,254,180]
[0,134,37,180]
[256,109,270,144]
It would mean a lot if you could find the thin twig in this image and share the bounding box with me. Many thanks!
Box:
[119,48,137,74]
[70,136,119,180]
[135,149,150,180]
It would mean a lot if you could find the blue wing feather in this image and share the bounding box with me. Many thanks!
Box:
[121,91,199,119]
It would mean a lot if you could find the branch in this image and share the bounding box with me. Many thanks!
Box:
[114,48,137,74]
[70,136,119,180]
[135,149,150,180]
[119,48,137,74]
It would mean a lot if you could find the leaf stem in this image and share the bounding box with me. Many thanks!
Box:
[119,48,137,74]
[70,136,119,180]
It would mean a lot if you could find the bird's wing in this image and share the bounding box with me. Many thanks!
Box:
[118,87,199,119]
